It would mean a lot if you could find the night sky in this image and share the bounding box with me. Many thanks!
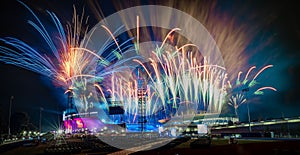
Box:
[0,0,300,131]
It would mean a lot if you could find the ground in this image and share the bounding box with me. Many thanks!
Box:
[1,138,300,155]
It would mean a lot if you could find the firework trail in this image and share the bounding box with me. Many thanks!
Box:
[0,1,278,125]
[0,1,132,113]
[110,1,276,81]
[106,46,277,123]
[88,3,278,123]
[226,65,277,117]
[0,2,98,88]
[98,22,230,123]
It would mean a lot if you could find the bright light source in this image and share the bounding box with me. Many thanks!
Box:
[58,129,63,134]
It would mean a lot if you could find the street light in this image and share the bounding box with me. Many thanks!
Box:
[8,96,14,136]
[242,88,251,132]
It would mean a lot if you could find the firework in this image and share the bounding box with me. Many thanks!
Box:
[227,65,277,118]
[93,13,277,124]
[0,2,131,113]
[0,2,98,88]
[0,1,278,124]
[96,23,226,123]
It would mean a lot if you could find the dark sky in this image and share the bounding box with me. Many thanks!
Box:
[0,0,300,131]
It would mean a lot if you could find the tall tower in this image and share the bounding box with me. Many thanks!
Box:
[63,88,77,133]
[67,88,74,110]
[64,88,77,119]
[137,66,146,132]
